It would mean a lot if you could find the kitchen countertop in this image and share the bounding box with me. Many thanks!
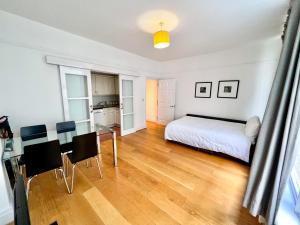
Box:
[93,105,119,110]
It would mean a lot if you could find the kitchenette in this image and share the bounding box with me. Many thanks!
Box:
[92,73,120,128]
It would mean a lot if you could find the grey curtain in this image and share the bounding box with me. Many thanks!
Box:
[243,0,300,224]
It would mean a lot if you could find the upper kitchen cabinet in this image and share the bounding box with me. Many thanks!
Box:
[92,74,118,95]
[115,76,119,95]
[91,75,96,95]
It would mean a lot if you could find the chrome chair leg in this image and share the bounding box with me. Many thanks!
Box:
[26,175,37,199]
[61,154,65,174]
[58,168,70,194]
[20,164,23,175]
[95,156,103,178]
[66,157,69,177]
[98,154,103,167]
[54,169,58,179]
[70,164,77,193]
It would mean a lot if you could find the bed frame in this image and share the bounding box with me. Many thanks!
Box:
[169,114,255,165]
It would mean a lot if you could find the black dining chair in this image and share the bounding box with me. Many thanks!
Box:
[14,174,31,225]
[56,121,76,134]
[14,173,59,225]
[56,121,76,153]
[67,132,103,193]
[56,121,76,173]
[24,140,70,198]
[20,124,47,141]
[19,124,47,174]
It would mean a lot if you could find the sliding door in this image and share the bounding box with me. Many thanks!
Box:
[119,75,136,136]
[59,66,94,134]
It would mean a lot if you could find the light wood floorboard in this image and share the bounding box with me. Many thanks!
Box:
[27,122,259,225]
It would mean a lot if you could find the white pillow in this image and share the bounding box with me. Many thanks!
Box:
[245,116,261,144]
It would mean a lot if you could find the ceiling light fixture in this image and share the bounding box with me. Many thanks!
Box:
[153,22,170,49]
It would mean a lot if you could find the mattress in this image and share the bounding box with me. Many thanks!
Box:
[165,116,252,162]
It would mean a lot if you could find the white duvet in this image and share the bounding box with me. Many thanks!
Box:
[165,116,252,162]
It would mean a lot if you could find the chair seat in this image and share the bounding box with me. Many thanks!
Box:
[60,142,73,153]
[66,152,77,164]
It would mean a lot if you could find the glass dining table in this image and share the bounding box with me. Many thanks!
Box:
[2,123,118,173]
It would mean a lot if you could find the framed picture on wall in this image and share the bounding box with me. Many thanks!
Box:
[195,82,212,98]
[217,80,239,99]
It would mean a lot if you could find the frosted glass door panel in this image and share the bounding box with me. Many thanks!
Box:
[123,98,133,114]
[122,79,134,131]
[68,99,90,121]
[76,122,91,135]
[119,75,135,136]
[123,114,134,130]
[60,66,94,132]
[66,74,88,98]
[122,80,133,96]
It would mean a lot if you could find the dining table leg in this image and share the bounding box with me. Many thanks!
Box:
[97,133,101,154]
[112,131,117,167]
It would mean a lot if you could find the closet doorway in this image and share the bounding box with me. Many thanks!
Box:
[146,79,158,123]
[146,79,176,126]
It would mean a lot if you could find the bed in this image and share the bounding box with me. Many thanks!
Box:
[165,114,256,163]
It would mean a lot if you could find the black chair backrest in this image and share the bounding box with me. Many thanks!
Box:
[24,140,63,178]
[20,125,47,141]
[56,121,76,134]
[14,174,31,225]
[71,132,98,163]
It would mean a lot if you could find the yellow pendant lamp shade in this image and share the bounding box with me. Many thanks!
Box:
[153,31,170,49]
[153,23,170,49]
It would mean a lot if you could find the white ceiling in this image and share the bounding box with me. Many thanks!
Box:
[0,0,288,61]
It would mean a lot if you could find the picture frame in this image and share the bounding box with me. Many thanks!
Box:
[217,80,239,99]
[195,82,212,98]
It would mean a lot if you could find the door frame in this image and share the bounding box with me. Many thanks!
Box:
[119,74,136,136]
[59,66,95,131]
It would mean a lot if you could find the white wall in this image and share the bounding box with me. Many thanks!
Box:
[0,142,13,224]
[0,10,161,135]
[134,76,147,130]
[160,37,282,121]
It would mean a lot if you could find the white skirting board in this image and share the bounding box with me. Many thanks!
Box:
[135,125,147,131]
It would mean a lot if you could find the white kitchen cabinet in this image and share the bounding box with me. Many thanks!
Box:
[94,110,101,124]
[99,112,106,125]
[95,76,104,95]
[107,77,115,95]
[91,75,96,95]
[115,77,119,95]
[115,108,120,125]
[94,107,119,127]
[93,75,116,95]
[94,110,104,125]
[106,111,115,125]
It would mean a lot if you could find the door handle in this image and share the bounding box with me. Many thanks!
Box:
[170,105,175,108]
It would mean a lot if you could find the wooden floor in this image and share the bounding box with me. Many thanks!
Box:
[28,122,259,225]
